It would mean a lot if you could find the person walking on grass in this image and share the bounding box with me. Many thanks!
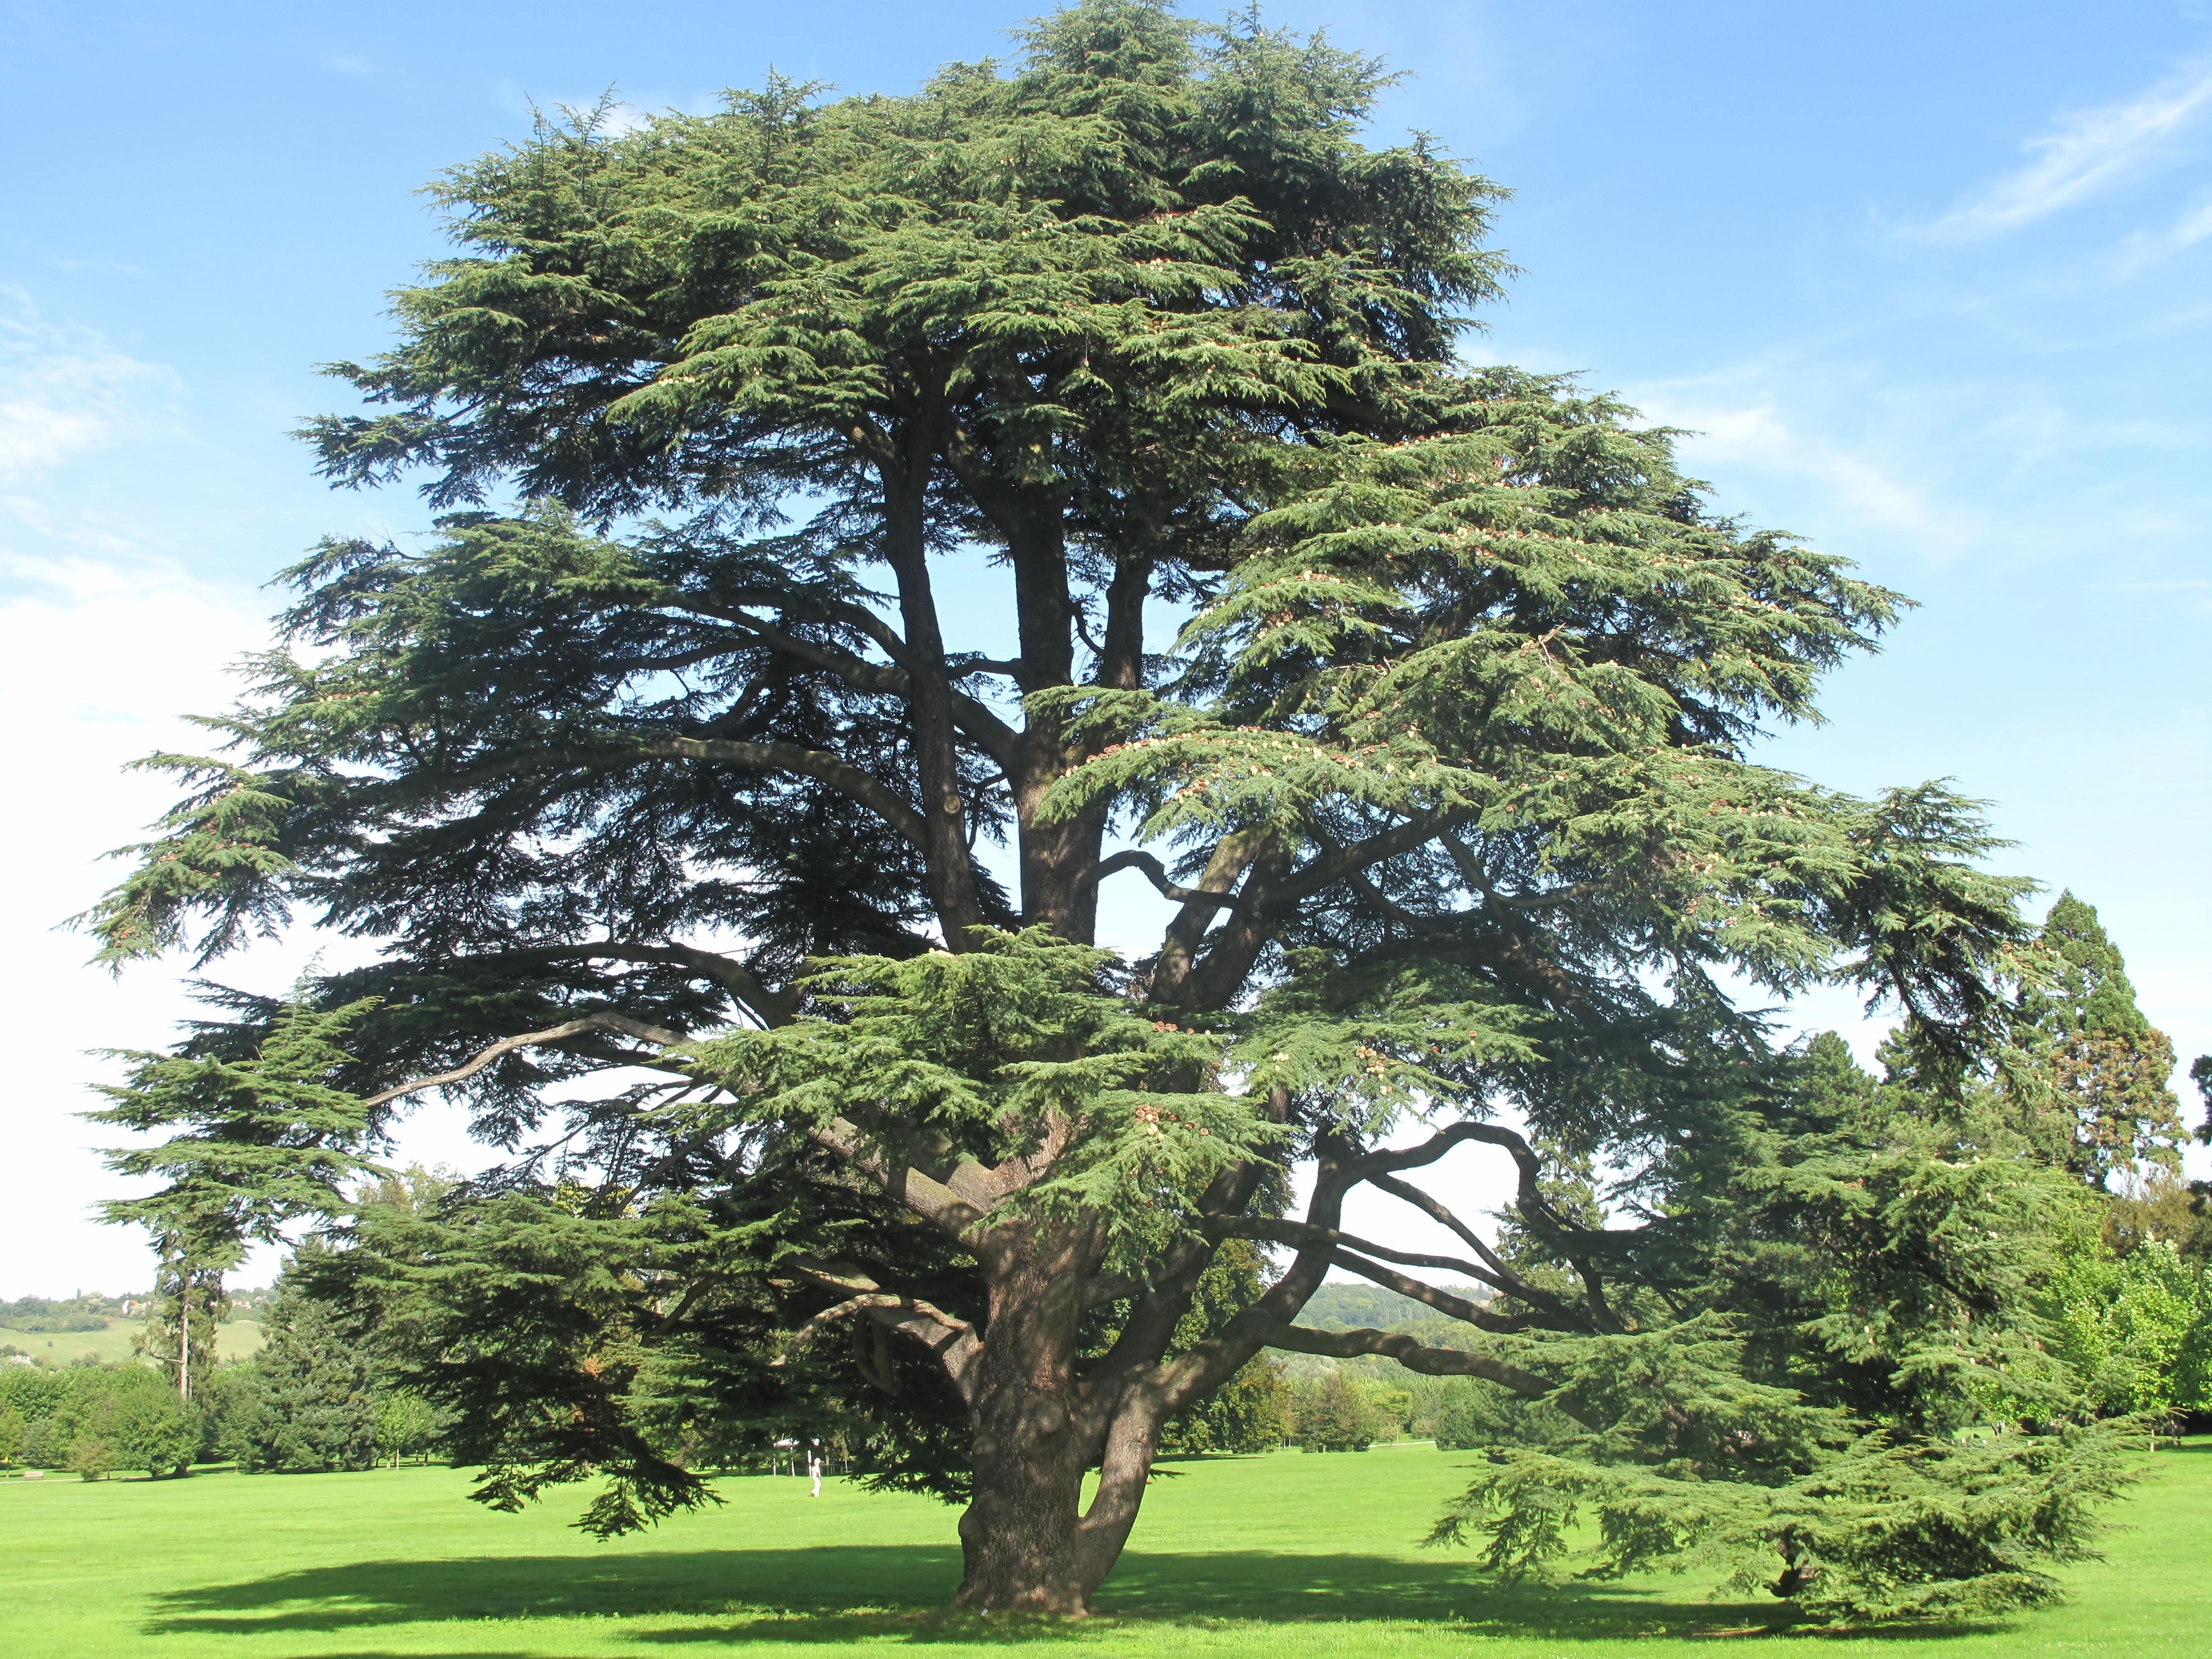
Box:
[808,1441,822,1499]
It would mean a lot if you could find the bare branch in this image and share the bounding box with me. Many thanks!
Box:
[1368,1171,1579,1322]
[1261,1323,1569,1409]
[1211,1217,1539,1331]
[1083,849,1254,915]
[359,1011,682,1110]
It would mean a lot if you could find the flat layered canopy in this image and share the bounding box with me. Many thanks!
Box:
[83,0,2092,1620]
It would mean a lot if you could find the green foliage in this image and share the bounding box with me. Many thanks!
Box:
[2046,1234,2212,1421]
[1157,1241,1292,1455]
[373,1392,441,1466]
[1292,1370,1389,1452]
[1425,1035,2149,1620]
[0,1398,22,1465]
[2009,893,2186,1188]
[67,1435,117,1480]
[75,0,2106,1616]
[86,998,384,1402]
[11,1362,201,1477]
[220,1255,383,1474]
[0,1363,69,1422]
[0,1298,110,1333]
[105,1389,200,1477]
[687,931,1266,1262]
[1432,1419,2140,1622]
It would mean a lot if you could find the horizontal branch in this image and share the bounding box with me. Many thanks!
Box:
[470,940,797,1028]
[1211,1217,1538,1332]
[1320,1248,1554,1335]
[358,1011,681,1110]
[681,591,1021,767]
[804,1115,990,1239]
[1261,1323,1562,1405]
[1368,1171,1577,1322]
[773,1290,975,1361]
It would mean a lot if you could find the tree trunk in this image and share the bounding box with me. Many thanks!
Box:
[954,1393,1099,1613]
[948,1223,1160,1615]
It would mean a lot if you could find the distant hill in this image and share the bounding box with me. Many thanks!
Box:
[1297,1280,1488,1332]
[0,1317,263,1368]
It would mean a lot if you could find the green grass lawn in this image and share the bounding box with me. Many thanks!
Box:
[1,1318,263,1366]
[2,1439,2204,1657]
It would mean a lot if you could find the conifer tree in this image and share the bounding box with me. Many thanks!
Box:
[83,1,2095,1615]
[2016,893,2184,1189]
[88,1001,381,1405]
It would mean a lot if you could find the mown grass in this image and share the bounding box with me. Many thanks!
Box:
[0,1318,263,1366]
[2,1438,2204,1657]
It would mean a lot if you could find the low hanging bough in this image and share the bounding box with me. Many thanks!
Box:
[82,0,2131,1621]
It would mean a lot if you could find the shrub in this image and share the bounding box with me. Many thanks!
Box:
[67,1437,115,1481]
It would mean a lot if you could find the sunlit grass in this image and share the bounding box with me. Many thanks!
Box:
[3,1437,2204,1656]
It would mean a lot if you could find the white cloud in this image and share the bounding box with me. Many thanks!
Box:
[0,290,181,484]
[0,551,525,1298]
[1920,61,2212,242]
[2111,191,2212,275]
[1637,395,1980,556]
[0,557,272,1296]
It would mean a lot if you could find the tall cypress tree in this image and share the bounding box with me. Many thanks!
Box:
[83,1,2093,1615]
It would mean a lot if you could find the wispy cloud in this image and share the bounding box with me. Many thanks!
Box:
[1637,396,1980,555]
[0,290,180,485]
[2111,191,2212,275]
[1920,61,2212,242]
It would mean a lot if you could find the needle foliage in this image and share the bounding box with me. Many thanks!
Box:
[79,0,2133,1618]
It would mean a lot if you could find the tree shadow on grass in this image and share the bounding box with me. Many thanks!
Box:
[144,1544,2009,1646]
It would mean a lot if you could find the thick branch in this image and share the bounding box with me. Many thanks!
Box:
[782,1257,983,1402]
[1318,1249,1554,1335]
[1261,1323,1566,1407]
[358,1011,681,1110]
[678,595,1020,768]
[1083,849,1254,914]
[803,1114,990,1239]
[1368,1171,1578,1321]
[1211,1217,1541,1332]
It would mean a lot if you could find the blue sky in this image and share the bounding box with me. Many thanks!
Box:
[3,1,2206,1297]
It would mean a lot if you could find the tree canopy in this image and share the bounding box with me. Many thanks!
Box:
[83,0,2129,1619]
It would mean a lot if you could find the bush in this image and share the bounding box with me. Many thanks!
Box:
[67,1436,115,1481]
[0,1400,23,1465]
[0,1364,68,1424]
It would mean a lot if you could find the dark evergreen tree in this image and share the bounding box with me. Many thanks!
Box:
[1428,1033,2139,1619]
[223,1254,382,1474]
[82,0,2104,1616]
